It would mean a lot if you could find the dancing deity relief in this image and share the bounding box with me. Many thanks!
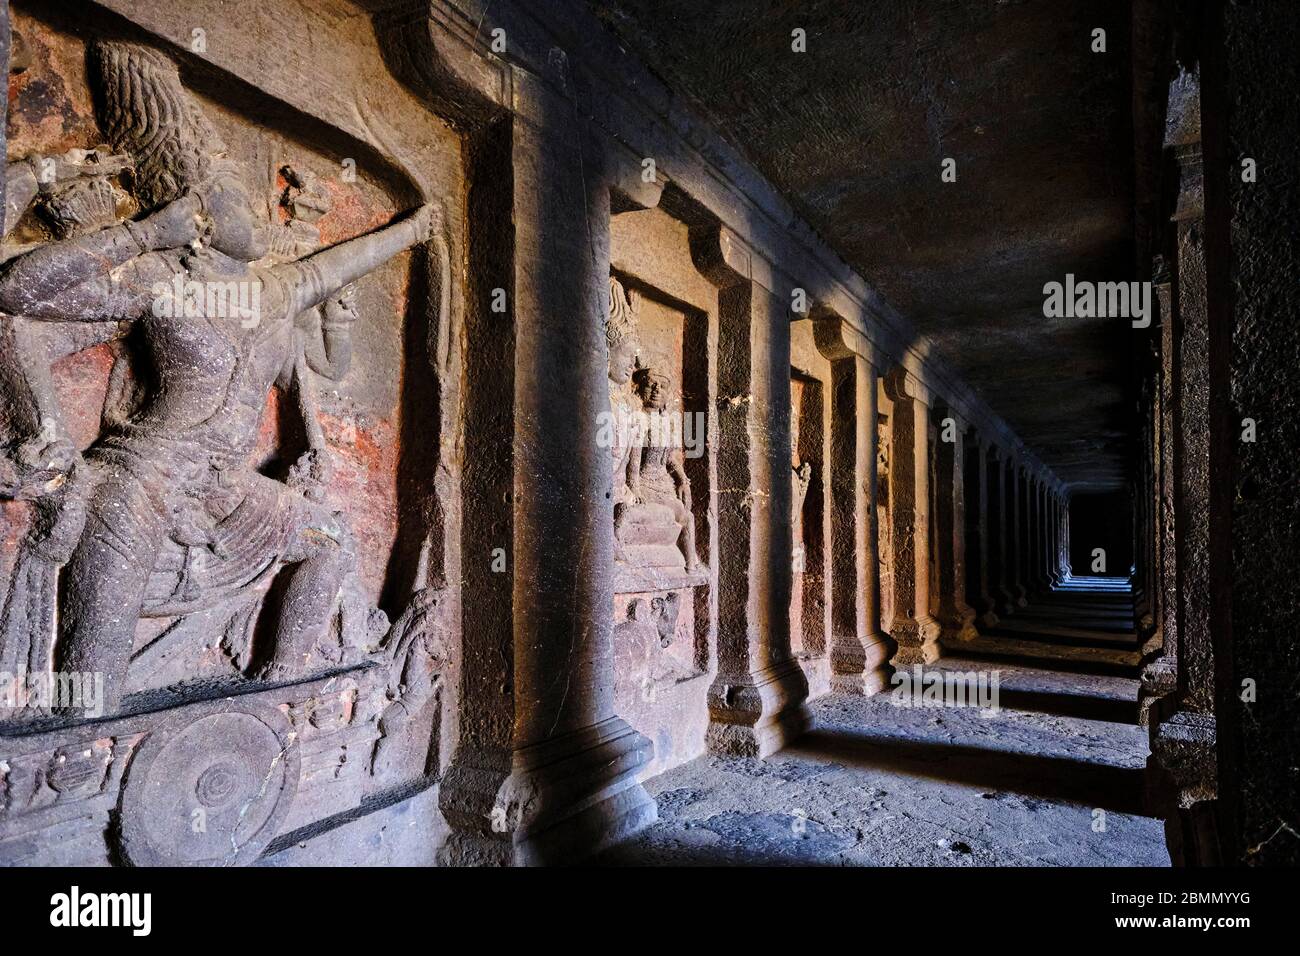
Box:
[0,41,441,714]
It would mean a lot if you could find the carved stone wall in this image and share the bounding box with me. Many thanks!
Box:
[1,0,463,866]
[0,0,1069,868]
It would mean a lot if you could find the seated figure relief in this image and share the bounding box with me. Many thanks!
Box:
[606,276,642,565]
[606,276,699,576]
[0,41,440,716]
[616,364,700,573]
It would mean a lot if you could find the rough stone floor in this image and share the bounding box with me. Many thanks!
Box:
[600,584,1169,866]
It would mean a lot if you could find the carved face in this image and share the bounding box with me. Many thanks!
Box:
[203,174,270,262]
[609,338,638,385]
[635,370,671,411]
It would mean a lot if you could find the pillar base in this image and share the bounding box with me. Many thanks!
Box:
[1162,799,1223,867]
[436,752,514,866]
[1149,709,1217,807]
[829,632,893,696]
[707,657,810,758]
[973,599,1000,629]
[938,604,979,643]
[498,716,657,866]
[889,614,942,666]
[1147,711,1219,865]
[994,587,1023,615]
[1137,657,1177,728]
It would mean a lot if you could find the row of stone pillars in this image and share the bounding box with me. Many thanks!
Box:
[965,439,1071,628]
[423,7,1069,866]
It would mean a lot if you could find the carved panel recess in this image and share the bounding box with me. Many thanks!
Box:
[0,3,462,865]
[608,206,717,780]
[789,317,831,698]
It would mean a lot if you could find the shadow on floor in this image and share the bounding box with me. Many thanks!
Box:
[786,728,1148,815]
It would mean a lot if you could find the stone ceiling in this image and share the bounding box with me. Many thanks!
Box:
[588,0,1137,491]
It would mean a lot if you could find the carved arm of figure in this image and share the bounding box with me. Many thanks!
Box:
[300,283,357,381]
[283,286,357,502]
[625,441,646,507]
[0,192,202,321]
[3,150,130,237]
[622,439,641,504]
[276,204,438,320]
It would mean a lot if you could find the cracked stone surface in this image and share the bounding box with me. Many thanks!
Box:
[599,687,1167,866]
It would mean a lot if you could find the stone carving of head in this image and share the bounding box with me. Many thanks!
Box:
[90,40,270,262]
[632,363,672,412]
[607,277,641,386]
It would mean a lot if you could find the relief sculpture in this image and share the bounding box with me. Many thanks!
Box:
[608,276,700,577]
[0,42,436,711]
[618,364,701,573]
[0,38,450,865]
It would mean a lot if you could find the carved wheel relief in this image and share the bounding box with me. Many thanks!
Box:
[117,700,300,866]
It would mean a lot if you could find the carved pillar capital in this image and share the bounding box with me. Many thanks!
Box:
[608,142,666,211]
[813,312,884,370]
[883,365,932,408]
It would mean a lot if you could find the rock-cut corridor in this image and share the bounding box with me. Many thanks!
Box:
[0,0,1292,876]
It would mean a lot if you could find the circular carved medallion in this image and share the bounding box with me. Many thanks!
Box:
[118,699,300,866]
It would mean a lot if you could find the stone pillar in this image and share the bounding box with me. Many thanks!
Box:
[1055,492,1067,581]
[987,448,1013,614]
[968,437,1000,628]
[494,97,656,865]
[1045,491,1058,585]
[933,406,978,643]
[1032,476,1050,591]
[1141,266,1179,725]
[1025,474,1039,591]
[1169,139,1216,718]
[814,317,892,694]
[1149,113,1219,863]
[1010,465,1029,604]
[700,227,809,757]
[1021,471,1035,592]
[882,368,941,665]
[992,453,1021,614]
[1043,482,1056,587]
[1044,492,1055,585]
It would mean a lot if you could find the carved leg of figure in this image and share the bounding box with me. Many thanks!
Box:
[260,544,348,680]
[671,500,699,571]
[57,474,169,713]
